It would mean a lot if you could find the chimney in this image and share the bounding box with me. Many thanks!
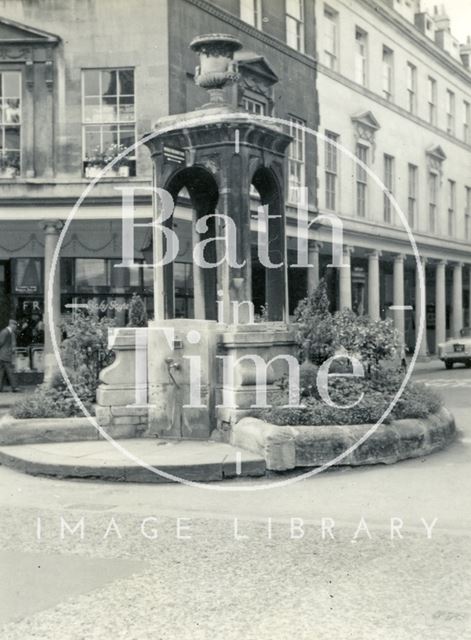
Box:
[461,36,471,70]
[433,4,451,32]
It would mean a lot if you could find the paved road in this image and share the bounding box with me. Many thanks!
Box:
[0,361,470,639]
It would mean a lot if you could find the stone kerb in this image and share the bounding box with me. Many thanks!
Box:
[232,407,456,471]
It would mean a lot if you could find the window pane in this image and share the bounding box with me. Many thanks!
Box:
[286,17,299,49]
[5,127,20,150]
[119,126,135,152]
[76,259,108,288]
[3,72,20,98]
[83,70,100,96]
[102,95,118,122]
[84,126,101,157]
[102,70,118,97]
[119,69,134,96]
[119,95,135,121]
[287,0,302,20]
[4,98,20,124]
[84,96,101,123]
[101,124,118,150]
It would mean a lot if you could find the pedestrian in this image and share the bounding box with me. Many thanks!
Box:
[400,344,407,372]
[0,319,20,392]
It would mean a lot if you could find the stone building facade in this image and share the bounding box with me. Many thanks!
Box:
[315,0,471,353]
[0,0,318,379]
[0,0,470,384]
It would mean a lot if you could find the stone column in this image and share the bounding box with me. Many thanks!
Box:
[452,262,463,336]
[435,260,447,349]
[339,246,352,310]
[42,220,63,382]
[415,257,428,356]
[307,241,321,295]
[393,254,405,338]
[468,266,471,329]
[192,211,205,320]
[367,250,381,321]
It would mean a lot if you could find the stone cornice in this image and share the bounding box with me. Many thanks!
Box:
[358,0,471,86]
[314,208,471,260]
[317,63,471,153]
[181,0,316,70]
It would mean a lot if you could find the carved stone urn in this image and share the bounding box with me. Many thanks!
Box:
[190,33,242,105]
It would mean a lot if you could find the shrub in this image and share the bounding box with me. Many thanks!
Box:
[12,369,94,419]
[293,279,336,365]
[13,304,115,419]
[261,373,442,426]
[333,309,400,370]
[292,284,400,374]
[128,293,147,328]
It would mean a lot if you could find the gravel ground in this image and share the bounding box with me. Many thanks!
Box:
[0,505,469,640]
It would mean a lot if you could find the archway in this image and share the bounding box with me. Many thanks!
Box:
[164,166,219,320]
[251,166,287,322]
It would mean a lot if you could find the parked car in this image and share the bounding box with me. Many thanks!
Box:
[438,328,471,369]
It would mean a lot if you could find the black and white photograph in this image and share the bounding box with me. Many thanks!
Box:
[0,0,470,637]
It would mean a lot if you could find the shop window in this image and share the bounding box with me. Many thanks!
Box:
[0,71,21,178]
[13,258,43,294]
[82,68,136,178]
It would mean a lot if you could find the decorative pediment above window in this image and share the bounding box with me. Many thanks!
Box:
[426,144,446,178]
[0,17,59,89]
[233,51,279,114]
[351,111,380,160]
[0,17,59,44]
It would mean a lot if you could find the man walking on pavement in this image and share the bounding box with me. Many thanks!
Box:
[0,319,20,392]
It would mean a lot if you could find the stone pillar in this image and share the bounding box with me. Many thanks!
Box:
[452,262,463,336]
[435,260,446,349]
[367,250,381,321]
[192,210,205,320]
[393,254,405,338]
[415,257,428,356]
[339,246,352,310]
[151,170,168,321]
[468,266,471,329]
[307,242,321,295]
[42,220,63,382]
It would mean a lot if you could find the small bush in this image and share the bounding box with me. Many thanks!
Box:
[261,374,442,426]
[13,304,114,419]
[12,369,94,419]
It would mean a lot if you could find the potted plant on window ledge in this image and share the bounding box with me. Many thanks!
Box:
[0,151,20,179]
[85,143,131,179]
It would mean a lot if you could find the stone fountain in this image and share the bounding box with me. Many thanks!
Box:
[96,34,296,442]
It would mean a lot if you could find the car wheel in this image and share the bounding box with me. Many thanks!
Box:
[466,361,471,369]
[445,361,453,370]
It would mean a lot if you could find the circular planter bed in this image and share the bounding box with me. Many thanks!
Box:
[231,407,456,471]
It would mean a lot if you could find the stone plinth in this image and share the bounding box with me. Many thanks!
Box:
[96,328,149,435]
[214,323,296,441]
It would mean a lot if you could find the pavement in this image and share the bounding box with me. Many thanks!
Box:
[0,387,34,411]
[0,359,469,639]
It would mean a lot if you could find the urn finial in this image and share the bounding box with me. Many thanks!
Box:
[190,34,242,105]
